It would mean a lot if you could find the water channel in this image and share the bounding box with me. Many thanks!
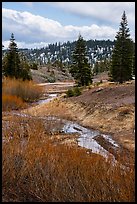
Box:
[28,94,119,160]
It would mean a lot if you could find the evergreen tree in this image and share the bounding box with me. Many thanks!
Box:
[93,61,99,75]
[110,11,134,83]
[132,43,135,76]
[19,52,32,80]
[3,33,21,78]
[2,33,32,80]
[70,34,92,86]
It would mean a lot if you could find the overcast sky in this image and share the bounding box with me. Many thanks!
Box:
[2,2,135,49]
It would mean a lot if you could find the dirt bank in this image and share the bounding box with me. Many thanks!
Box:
[65,81,135,152]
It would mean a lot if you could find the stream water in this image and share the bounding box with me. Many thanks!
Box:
[62,121,118,159]
[3,93,120,162]
[40,94,120,160]
[34,93,58,104]
[9,94,119,161]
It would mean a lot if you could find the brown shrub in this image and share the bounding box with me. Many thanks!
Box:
[2,94,26,111]
[2,77,44,102]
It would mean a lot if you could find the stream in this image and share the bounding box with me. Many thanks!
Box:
[9,93,119,161]
[62,121,119,160]
[34,93,58,104]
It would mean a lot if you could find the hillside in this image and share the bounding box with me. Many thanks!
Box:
[2,39,115,66]
[66,82,135,152]
[30,63,74,83]
[24,39,114,65]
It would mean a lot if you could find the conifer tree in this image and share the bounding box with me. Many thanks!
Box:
[3,33,32,80]
[132,43,135,76]
[3,33,21,78]
[70,34,92,86]
[110,11,134,83]
[93,61,99,75]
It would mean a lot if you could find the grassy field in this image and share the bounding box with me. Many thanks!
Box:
[2,115,135,202]
[2,77,135,202]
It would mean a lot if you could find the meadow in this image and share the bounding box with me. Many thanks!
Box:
[2,78,135,202]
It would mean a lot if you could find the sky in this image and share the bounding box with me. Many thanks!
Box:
[2,2,135,49]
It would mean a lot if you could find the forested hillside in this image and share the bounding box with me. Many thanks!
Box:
[3,39,115,66]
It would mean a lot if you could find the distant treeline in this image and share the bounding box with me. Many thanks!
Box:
[3,39,115,65]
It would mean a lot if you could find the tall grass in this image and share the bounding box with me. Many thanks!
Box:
[2,94,27,111]
[2,77,44,103]
[2,116,135,202]
[2,77,44,111]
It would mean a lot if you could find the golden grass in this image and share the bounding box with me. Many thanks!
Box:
[2,80,135,201]
[2,94,27,111]
[23,97,72,120]
[27,97,134,133]
[2,116,135,202]
[21,93,135,151]
[2,77,44,103]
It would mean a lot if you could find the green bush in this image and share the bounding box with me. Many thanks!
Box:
[66,87,81,97]
[73,87,81,96]
[66,89,74,97]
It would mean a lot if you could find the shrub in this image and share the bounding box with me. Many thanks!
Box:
[2,77,44,102]
[73,86,81,96]
[2,94,26,111]
[66,87,81,97]
[66,89,74,97]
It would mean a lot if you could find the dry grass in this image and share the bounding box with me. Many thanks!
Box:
[2,80,135,202]
[22,93,135,151]
[23,97,72,120]
[2,77,44,103]
[2,94,27,111]
[2,116,135,202]
[30,98,134,134]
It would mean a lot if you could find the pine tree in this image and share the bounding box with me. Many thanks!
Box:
[132,43,135,76]
[3,33,32,80]
[3,33,21,78]
[93,61,99,75]
[110,11,134,83]
[19,52,32,80]
[70,34,92,86]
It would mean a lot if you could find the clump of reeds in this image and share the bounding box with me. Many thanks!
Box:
[2,77,44,111]
[2,94,27,111]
